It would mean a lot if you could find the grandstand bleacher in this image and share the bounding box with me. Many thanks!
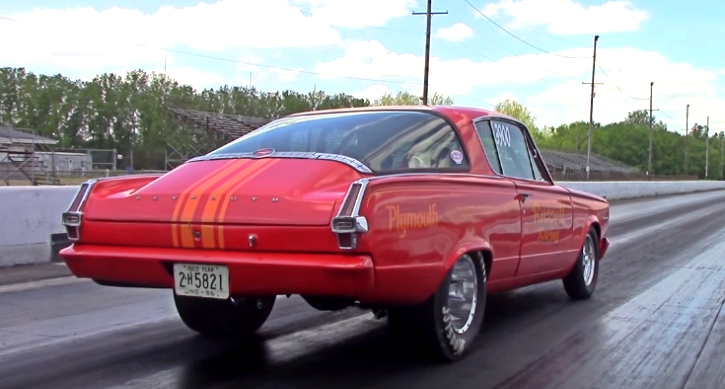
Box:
[539,150,639,174]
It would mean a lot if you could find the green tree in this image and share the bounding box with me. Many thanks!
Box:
[493,99,545,143]
[1,66,720,179]
[372,91,454,106]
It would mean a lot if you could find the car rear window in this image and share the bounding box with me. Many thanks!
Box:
[208,110,470,172]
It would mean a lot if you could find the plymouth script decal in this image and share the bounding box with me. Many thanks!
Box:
[386,204,439,238]
[531,202,568,243]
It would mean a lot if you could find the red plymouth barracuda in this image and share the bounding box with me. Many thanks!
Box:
[59,106,610,361]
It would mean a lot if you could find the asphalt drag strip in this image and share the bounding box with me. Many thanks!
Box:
[1,190,725,389]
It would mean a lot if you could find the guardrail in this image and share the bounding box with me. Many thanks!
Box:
[2,180,725,268]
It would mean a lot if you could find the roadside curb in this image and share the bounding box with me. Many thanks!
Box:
[0,262,72,288]
[0,275,85,294]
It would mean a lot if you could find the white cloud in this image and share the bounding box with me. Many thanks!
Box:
[165,66,226,88]
[4,0,421,73]
[234,55,304,84]
[479,0,649,35]
[437,23,474,42]
[269,67,304,82]
[526,47,719,131]
[315,40,721,131]
[314,40,592,97]
[486,92,519,106]
[296,0,417,28]
[353,84,393,101]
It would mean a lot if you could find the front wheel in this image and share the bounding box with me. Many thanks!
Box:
[174,293,276,338]
[562,228,599,300]
[388,253,487,362]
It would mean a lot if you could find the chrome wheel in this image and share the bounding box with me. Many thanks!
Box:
[582,235,596,286]
[448,255,478,334]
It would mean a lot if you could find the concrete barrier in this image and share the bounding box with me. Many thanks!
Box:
[1,180,725,267]
[0,186,78,267]
[560,180,725,200]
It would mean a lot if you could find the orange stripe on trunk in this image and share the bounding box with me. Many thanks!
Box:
[171,160,237,247]
[178,160,250,248]
[199,160,268,248]
[216,159,281,249]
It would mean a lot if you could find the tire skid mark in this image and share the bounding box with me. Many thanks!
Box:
[489,230,725,389]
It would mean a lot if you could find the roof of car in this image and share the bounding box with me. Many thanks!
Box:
[286,105,520,124]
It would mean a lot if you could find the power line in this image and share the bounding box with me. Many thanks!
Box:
[130,43,417,85]
[138,42,493,106]
[2,14,419,86]
[447,12,521,57]
[656,109,679,120]
[298,10,423,35]
[597,65,649,100]
[2,13,495,107]
[430,19,581,83]
[461,0,590,59]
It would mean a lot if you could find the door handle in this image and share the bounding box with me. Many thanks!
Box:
[519,193,532,202]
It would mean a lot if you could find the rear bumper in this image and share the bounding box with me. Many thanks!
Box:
[60,244,375,298]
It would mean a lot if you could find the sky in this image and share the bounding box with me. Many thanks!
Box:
[0,0,723,132]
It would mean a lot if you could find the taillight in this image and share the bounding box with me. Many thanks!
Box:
[331,179,369,250]
[62,179,97,242]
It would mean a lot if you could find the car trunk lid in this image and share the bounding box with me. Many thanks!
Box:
[84,158,364,226]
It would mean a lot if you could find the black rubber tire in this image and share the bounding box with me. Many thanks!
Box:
[173,293,276,338]
[562,228,600,300]
[388,253,487,362]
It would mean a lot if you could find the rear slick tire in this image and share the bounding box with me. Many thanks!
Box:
[389,253,487,362]
[562,228,599,300]
[174,293,276,338]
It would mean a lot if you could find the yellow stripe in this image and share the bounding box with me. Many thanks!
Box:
[198,160,267,248]
[179,161,247,248]
[171,160,236,247]
[217,160,281,249]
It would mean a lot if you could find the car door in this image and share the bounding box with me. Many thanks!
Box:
[472,119,524,281]
[477,118,574,277]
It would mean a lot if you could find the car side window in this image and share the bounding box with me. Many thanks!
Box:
[475,120,540,180]
[474,121,503,175]
[491,120,536,180]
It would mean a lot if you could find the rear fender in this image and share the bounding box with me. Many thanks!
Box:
[89,174,164,198]
[441,238,493,284]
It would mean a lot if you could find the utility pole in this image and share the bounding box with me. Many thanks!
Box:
[648,82,654,177]
[685,104,690,174]
[413,0,447,105]
[720,132,725,180]
[582,35,602,181]
[705,116,710,178]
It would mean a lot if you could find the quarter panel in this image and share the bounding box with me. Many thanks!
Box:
[359,175,521,303]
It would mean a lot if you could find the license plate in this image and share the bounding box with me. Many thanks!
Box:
[173,263,230,299]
